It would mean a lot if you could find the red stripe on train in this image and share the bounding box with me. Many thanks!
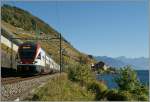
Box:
[21,59,33,64]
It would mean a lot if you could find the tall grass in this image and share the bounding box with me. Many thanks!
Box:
[31,73,95,101]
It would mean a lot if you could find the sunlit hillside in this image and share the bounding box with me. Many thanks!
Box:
[1,4,95,66]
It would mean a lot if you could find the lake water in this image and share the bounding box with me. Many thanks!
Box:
[96,70,149,89]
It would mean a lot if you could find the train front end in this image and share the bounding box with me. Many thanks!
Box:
[17,42,40,75]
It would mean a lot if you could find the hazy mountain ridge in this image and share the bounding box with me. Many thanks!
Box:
[116,56,149,70]
[95,56,149,70]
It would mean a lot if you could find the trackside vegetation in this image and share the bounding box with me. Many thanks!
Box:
[30,65,149,101]
[30,73,95,101]
[29,62,109,101]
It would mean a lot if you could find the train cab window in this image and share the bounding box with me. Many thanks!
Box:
[19,44,36,59]
[37,52,41,59]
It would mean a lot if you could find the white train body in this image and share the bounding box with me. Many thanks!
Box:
[17,42,60,74]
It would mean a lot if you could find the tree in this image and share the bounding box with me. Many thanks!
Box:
[114,66,139,91]
[113,66,149,101]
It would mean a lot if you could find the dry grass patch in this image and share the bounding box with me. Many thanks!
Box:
[31,74,95,101]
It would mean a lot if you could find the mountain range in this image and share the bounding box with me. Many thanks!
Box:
[95,56,149,70]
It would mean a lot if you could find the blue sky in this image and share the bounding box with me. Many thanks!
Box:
[2,1,149,58]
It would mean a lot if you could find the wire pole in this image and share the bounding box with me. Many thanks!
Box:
[60,33,62,73]
[10,39,13,69]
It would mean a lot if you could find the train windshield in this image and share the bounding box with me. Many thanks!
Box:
[19,45,36,59]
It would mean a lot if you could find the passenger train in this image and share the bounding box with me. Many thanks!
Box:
[16,42,60,74]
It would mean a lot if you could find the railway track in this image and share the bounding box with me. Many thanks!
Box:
[1,74,47,85]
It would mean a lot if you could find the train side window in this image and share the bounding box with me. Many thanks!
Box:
[37,52,41,59]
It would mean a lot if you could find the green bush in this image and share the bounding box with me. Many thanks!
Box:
[114,66,139,91]
[87,80,108,100]
[131,84,149,101]
[138,94,149,101]
[112,66,149,101]
[118,91,133,101]
[67,62,109,100]
[107,89,133,101]
[67,63,94,85]
[107,89,120,101]
[67,63,78,81]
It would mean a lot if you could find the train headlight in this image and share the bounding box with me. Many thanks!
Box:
[18,61,22,64]
[33,61,38,64]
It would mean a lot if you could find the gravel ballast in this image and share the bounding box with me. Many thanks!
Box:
[1,74,60,101]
